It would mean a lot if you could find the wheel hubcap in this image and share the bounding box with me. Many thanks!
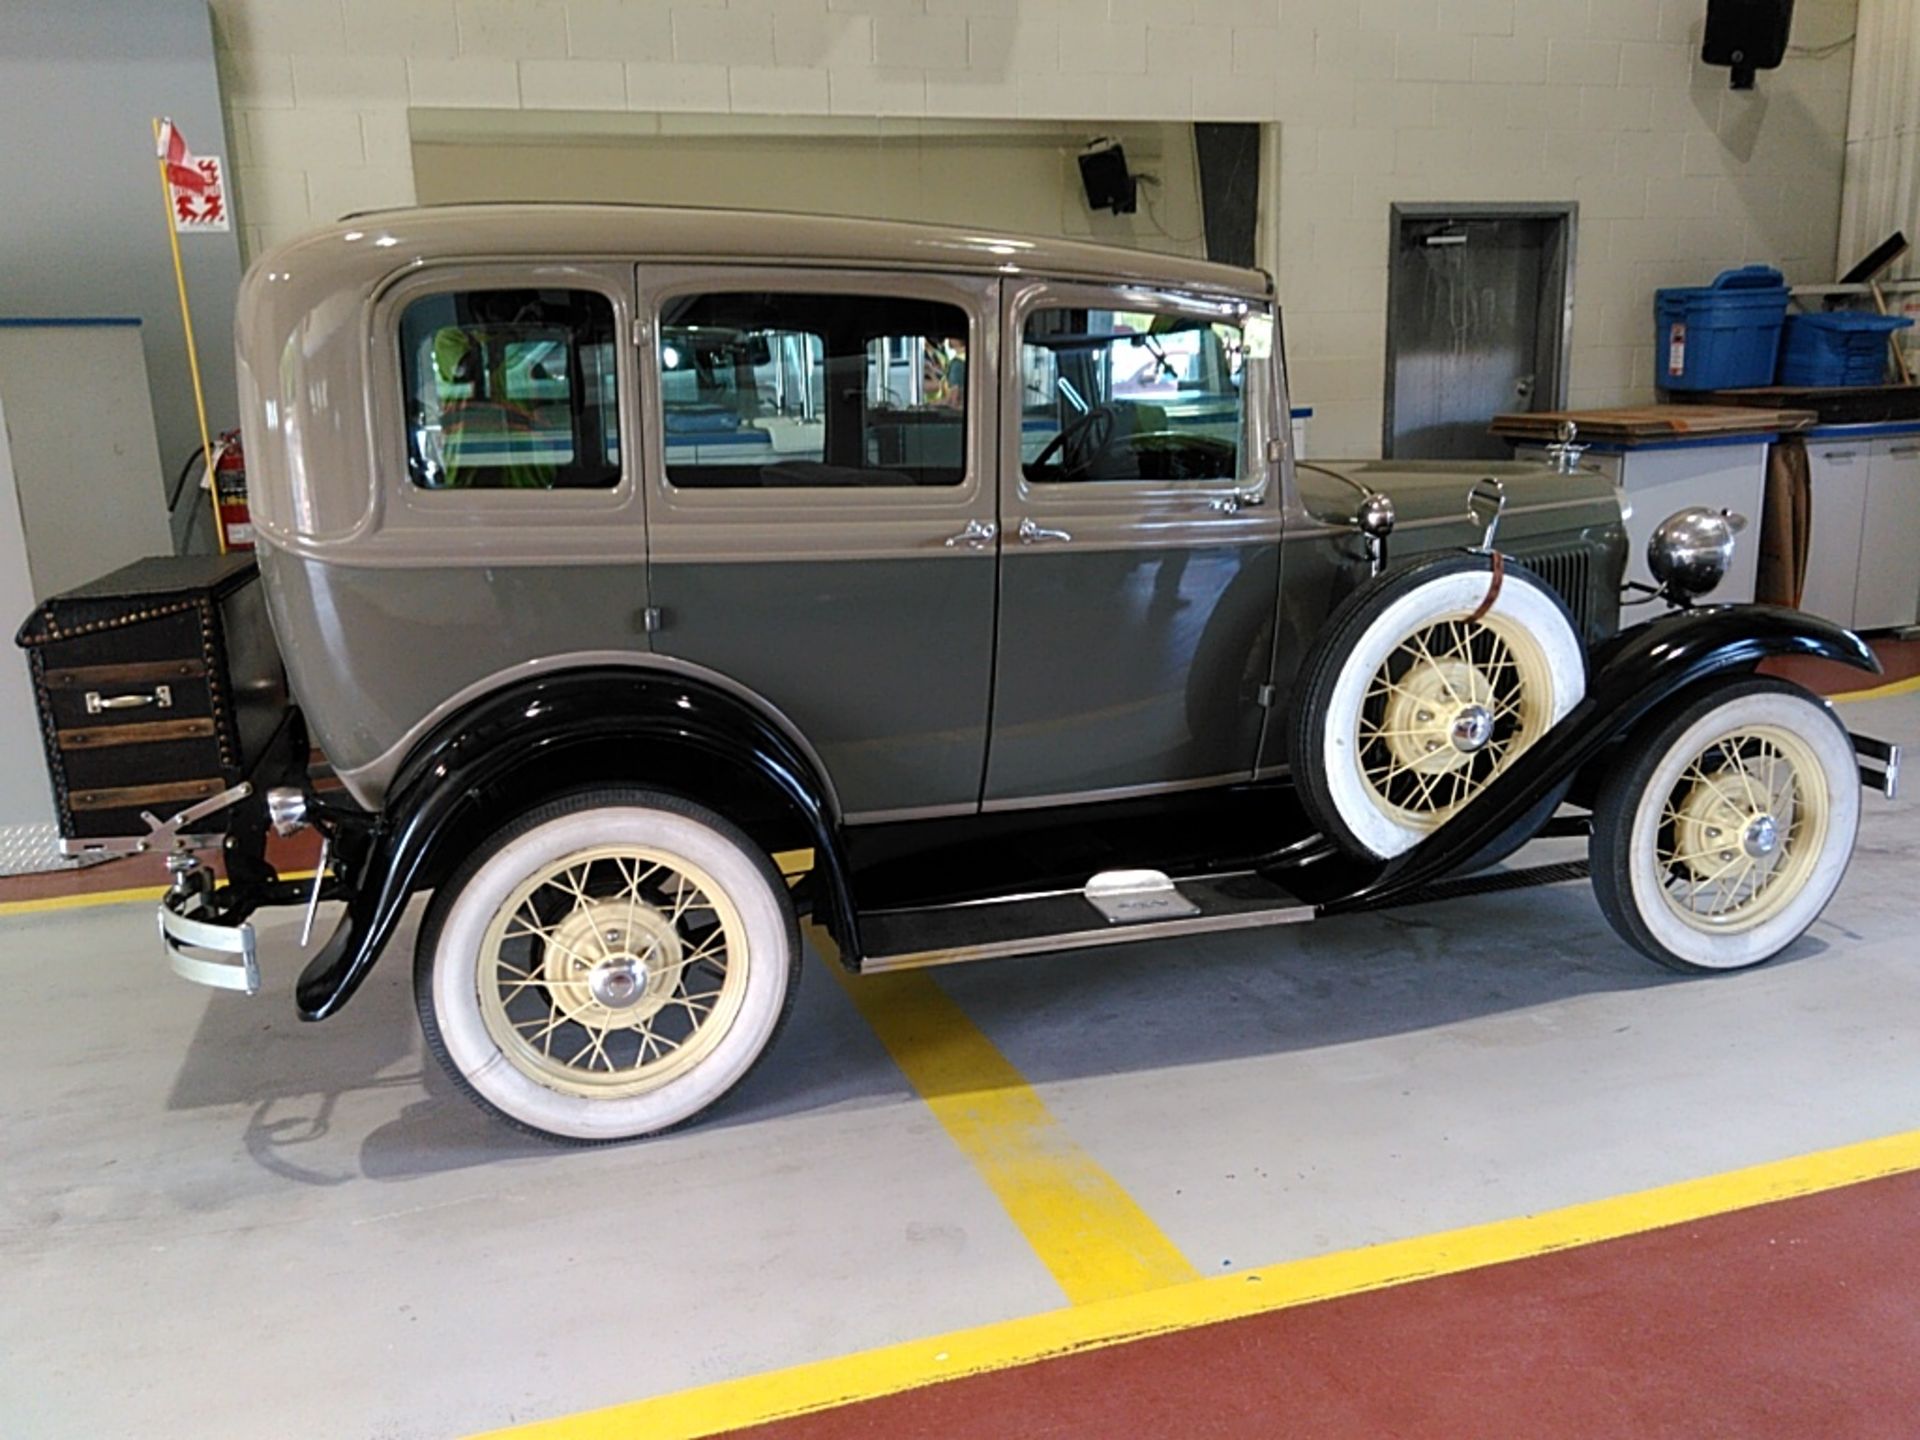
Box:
[1450,704,1494,754]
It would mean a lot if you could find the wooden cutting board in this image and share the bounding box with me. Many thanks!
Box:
[1490,404,1817,442]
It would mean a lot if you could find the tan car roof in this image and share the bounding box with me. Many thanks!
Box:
[322,202,1273,298]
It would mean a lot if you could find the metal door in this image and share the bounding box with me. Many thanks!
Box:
[639,265,1000,824]
[985,279,1284,809]
[1385,206,1574,460]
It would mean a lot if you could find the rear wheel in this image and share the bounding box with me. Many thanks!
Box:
[415,789,799,1143]
[1292,553,1586,859]
[1589,678,1859,974]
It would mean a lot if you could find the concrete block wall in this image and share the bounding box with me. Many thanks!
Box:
[211,0,1857,457]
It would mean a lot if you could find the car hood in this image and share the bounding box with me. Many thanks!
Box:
[1296,457,1618,530]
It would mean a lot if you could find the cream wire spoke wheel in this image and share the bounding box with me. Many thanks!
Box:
[1292,553,1586,860]
[1356,612,1552,833]
[481,845,746,1097]
[1591,678,1859,974]
[416,790,799,1143]
[1653,726,1826,933]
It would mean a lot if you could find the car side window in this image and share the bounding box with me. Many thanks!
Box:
[399,287,620,491]
[658,291,967,489]
[1021,306,1249,484]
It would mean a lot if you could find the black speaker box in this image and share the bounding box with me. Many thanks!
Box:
[1702,0,1794,87]
[1078,142,1137,215]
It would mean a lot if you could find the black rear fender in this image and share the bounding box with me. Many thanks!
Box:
[295,667,856,1021]
[1320,604,1877,911]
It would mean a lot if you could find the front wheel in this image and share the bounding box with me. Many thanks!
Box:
[415,789,800,1143]
[1589,678,1860,974]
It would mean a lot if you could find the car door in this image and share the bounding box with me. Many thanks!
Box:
[640,265,998,823]
[985,279,1284,807]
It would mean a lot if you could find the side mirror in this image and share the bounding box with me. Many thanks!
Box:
[1467,476,1507,553]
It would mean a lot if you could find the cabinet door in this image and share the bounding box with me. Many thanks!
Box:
[1801,440,1869,627]
[1856,437,1920,631]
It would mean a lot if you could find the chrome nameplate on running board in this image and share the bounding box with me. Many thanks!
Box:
[1083,869,1201,925]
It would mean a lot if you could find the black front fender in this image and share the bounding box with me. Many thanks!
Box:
[295,667,856,1021]
[1316,603,1878,912]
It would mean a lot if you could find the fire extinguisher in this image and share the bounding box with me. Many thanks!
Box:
[208,429,252,551]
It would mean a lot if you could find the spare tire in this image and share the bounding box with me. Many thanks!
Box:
[1290,552,1586,860]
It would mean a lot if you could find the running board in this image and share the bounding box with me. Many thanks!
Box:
[856,858,1597,972]
[858,870,1314,973]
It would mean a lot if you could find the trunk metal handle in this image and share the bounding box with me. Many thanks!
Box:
[85,684,172,714]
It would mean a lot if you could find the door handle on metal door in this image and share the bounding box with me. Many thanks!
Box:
[1017,518,1072,545]
[942,519,997,549]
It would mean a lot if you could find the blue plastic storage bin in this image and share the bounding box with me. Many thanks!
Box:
[1776,311,1914,388]
[1654,266,1790,391]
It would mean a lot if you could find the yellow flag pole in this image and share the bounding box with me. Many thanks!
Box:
[151,116,227,555]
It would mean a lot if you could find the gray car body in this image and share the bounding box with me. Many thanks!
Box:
[235,204,1624,827]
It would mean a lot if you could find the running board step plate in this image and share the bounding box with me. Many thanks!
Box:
[859,871,1312,973]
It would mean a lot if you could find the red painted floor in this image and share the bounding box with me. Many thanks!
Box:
[1762,633,1919,697]
[733,1170,1920,1439]
[0,826,324,904]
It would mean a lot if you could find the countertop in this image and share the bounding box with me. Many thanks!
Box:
[1492,404,1816,449]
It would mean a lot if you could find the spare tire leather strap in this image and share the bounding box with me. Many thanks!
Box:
[1466,551,1505,625]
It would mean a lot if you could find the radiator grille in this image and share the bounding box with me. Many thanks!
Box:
[1510,543,1595,637]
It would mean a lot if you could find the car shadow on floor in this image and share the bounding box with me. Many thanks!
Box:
[918,880,1831,1089]
[166,872,1835,1179]
[165,902,914,1182]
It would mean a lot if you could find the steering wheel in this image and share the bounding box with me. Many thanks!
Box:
[1033,405,1119,479]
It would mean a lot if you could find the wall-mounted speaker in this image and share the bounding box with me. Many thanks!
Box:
[1702,0,1795,89]
[1078,139,1137,216]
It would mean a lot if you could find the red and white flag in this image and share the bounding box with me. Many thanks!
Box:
[156,118,229,232]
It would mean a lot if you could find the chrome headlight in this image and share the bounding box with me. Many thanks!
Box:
[1356,491,1396,541]
[1648,506,1746,599]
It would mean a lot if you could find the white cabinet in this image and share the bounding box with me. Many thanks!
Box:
[1803,430,1920,631]
[1514,439,1766,604]
[1802,439,1870,627]
[1855,437,1920,631]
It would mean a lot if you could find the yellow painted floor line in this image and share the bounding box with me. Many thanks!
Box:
[809,921,1199,1308]
[1830,671,1920,704]
[474,1123,1920,1440]
[0,868,322,918]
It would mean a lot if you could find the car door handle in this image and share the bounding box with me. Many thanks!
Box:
[1017,518,1072,545]
[942,519,997,549]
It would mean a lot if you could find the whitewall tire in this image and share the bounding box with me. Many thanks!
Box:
[1292,553,1587,860]
[1590,678,1859,974]
[415,789,799,1143]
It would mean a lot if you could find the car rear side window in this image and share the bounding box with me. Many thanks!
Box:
[1021,306,1249,484]
[658,291,967,489]
[400,287,621,491]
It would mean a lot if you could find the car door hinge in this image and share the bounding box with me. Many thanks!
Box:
[1266,437,1286,464]
[1256,683,1276,709]
[640,606,664,634]
[632,316,648,349]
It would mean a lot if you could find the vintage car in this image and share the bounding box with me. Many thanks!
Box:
[133,204,1896,1143]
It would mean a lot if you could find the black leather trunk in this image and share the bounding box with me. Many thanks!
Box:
[15,554,289,841]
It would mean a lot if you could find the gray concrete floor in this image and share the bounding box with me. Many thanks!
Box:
[3,689,1917,1439]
